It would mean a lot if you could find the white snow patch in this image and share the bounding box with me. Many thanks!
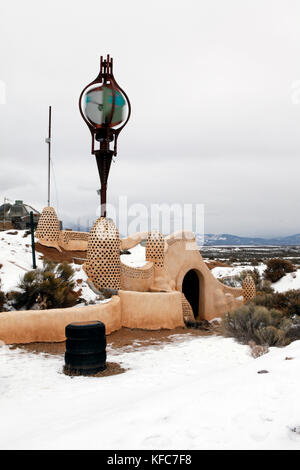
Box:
[0,230,104,304]
[120,243,146,268]
[0,230,44,292]
[211,264,266,281]
[0,336,300,449]
[272,270,300,293]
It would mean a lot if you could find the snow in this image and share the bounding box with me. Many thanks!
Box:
[0,336,300,449]
[0,230,104,304]
[272,270,300,293]
[120,243,146,268]
[211,264,266,280]
[211,263,300,293]
[1,232,300,449]
[0,230,44,292]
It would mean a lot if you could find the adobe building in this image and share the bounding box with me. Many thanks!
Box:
[0,207,250,344]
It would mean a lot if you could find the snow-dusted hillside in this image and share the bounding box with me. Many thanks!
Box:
[1,336,300,449]
[211,263,300,292]
[0,230,99,304]
[0,230,43,292]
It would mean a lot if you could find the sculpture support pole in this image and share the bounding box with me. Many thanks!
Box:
[95,150,113,219]
[100,184,107,217]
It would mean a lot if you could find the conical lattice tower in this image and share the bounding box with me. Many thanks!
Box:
[35,206,60,244]
[242,275,256,301]
[84,217,120,290]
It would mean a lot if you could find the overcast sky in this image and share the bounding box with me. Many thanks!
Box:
[1,0,300,237]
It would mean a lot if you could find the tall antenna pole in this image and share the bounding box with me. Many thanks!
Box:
[45,106,52,206]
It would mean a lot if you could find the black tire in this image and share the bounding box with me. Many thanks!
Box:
[65,321,106,340]
[66,337,106,354]
[64,364,107,375]
[65,351,106,368]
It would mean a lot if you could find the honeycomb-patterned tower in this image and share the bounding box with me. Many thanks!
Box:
[35,206,60,244]
[146,231,164,268]
[84,217,120,290]
[242,275,256,302]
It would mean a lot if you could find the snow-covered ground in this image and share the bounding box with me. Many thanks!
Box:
[211,263,300,293]
[0,230,102,304]
[0,230,44,292]
[1,335,300,450]
[1,231,300,449]
[272,270,300,293]
[211,264,266,280]
[120,244,146,268]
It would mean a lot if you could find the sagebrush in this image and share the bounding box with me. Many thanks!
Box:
[0,279,6,312]
[253,289,300,316]
[264,258,295,283]
[220,268,273,293]
[12,260,80,310]
[222,303,300,346]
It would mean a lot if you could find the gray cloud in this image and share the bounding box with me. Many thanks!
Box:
[0,0,300,237]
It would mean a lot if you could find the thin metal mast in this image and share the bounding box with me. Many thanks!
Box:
[45,106,52,206]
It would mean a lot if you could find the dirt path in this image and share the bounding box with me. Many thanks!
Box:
[16,326,219,356]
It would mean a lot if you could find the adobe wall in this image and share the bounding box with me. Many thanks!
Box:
[119,290,184,330]
[0,297,121,344]
[58,230,89,251]
[120,232,148,250]
[0,291,184,345]
[120,261,154,292]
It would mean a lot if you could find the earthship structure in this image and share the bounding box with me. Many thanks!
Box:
[0,203,252,346]
[0,55,254,345]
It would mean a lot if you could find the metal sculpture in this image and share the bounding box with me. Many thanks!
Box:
[79,55,131,217]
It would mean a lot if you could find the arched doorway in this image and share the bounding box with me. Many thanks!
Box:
[182,269,200,319]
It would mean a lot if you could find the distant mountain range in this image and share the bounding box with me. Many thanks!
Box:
[66,222,300,246]
[198,233,300,246]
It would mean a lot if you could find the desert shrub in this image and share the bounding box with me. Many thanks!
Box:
[273,290,300,316]
[253,289,300,317]
[12,260,80,310]
[0,280,6,312]
[220,269,258,288]
[220,268,274,294]
[222,303,291,346]
[264,258,295,283]
[255,325,286,346]
[253,292,275,309]
[286,317,300,342]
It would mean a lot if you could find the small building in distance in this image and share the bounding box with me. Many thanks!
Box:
[0,200,40,230]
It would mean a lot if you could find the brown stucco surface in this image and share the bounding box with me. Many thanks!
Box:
[119,290,184,330]
[0,290,185,344]
[0,296,121,344]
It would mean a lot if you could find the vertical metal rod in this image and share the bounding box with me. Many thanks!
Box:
[47,106,52,207]
[101,184,107,217]
[30,211,36,269]
[3,197,6,230]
